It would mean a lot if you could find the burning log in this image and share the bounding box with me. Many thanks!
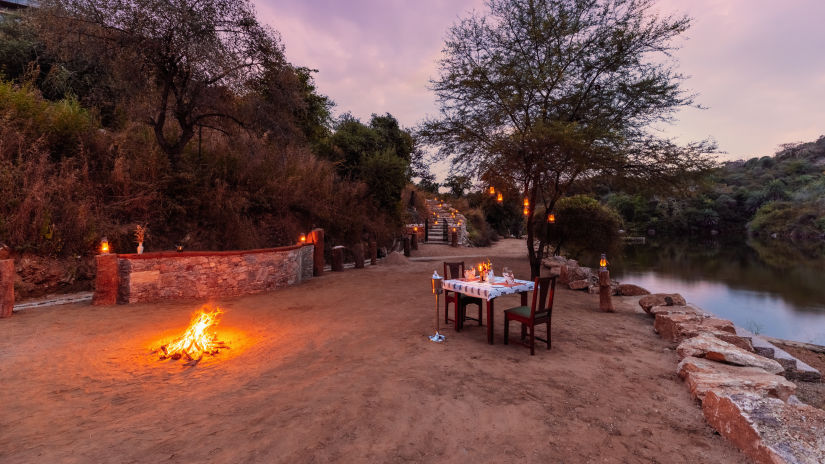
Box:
[159,305,228,363]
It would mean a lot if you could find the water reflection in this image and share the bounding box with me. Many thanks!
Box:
[584,238,825,345]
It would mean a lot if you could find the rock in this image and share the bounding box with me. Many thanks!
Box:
[0,244,11,260]
[676,333,784,374]
[650,303,711,317]
[703,391,825,464]
[735,328,822,382]
[639,293,686,313]
[654,312,736,340]
[677,357,797,402]
[569,266,592,282]
[617,283,650,296]
[568,279,590,290]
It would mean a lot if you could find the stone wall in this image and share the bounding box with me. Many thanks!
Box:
[114,244,314,304]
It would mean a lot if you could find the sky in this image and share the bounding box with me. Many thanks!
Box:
[255,0,825,176]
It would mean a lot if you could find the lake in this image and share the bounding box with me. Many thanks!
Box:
[594,238,825,345]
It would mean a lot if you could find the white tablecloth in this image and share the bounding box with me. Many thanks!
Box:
[443,277,534,301]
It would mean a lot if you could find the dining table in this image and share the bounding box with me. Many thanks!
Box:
[442,276,535,344]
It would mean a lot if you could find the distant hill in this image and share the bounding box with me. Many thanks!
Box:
[603,135,825,241]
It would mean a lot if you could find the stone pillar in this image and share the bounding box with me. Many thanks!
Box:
[403,237,411,257]
[599,270,614,313]
[353,242,365,269]
[0,259,13,318]
[559,265,570,285]
[410,233,418,250]
[309,228,324,277]
[332,246,345,272]
[369,241,377,265]
[92,254,119,306]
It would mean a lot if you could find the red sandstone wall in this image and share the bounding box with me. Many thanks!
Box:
[115,244,314,304]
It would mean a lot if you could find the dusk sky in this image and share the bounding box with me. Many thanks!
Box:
[255,0,825,177]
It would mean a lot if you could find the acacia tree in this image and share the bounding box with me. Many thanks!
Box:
[38,0,286,166]
[420,0,716,277]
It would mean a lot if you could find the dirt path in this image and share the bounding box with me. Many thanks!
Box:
[0,239,748,463]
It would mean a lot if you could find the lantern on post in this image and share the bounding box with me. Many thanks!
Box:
[599,253,608,271]
[430,271,445,342]
[598,252,614,312]
[300,233,307,244]
[100,237,110,254]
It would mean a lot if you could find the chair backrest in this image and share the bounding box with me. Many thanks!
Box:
[530,276,557,321]
[443,261,465,280]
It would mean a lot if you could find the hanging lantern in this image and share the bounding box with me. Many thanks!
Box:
[523,197,529,207]
[496,193,503,203]
[489,186,495,195]
[523,206,529,216]
[100,237,110,254]
[547,213,556,224]
[299,233,307,243]
[599,253,608,271]
[434,219,438,225]
[413,226,419,233]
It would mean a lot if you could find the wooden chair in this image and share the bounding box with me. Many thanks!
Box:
[503,276,557,355]
[443,261,483,331]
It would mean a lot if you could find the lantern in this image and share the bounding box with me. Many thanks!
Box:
[523,197,529,207]
[489,186,495,195]
[434,220,439,225]
[599,253,608,271]
[496,193,503,203]
[547,213,556,223]
[523,206,529,216]
[100,237,110,254]
[300,233,307,243]
[452,227,457,233]
[175,244,184,252]
[413,226,419,233]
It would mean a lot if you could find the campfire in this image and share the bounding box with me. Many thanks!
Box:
[159,305,228,364]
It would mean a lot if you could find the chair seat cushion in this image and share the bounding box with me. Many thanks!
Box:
[504,305,531,318]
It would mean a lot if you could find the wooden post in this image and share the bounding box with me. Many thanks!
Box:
[92,254,119,306]
[309,228,324,277]
[369,241,377,265]
[332,246,345,272]
[403,237,411,257]
[451,231,458,247]
[353,242,365,269]
[599,270,614,313]
[0,259,13,318]
[410,233,418,250]
[424,221,428,243]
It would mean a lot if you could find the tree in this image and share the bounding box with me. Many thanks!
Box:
[37,0,286,166]
[444,174,472,197]
[420,0,716,277]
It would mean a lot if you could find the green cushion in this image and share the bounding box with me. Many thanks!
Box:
[504,305,531,318]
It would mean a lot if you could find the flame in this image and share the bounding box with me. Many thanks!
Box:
[489,186,495,195]
[547,213,555,223]
[496,193,503,202]
[160,305,226,362]
[100,241,110,254]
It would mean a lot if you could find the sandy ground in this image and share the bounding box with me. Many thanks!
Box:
[0,239,749,463]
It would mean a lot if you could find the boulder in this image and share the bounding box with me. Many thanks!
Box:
[569,266,592,282]
[703,391,825,464]
[654,312,736,341]
[735,328,822,382]
[650,303,711,317]
[568,279,590,290]
[676,333,784,374]
[677,357,796,402]
[639,293,686,313]
[617,283,650,296]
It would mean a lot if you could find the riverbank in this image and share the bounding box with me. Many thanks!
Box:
[0,239,755,463]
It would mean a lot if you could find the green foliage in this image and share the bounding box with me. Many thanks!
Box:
[443,174,472,198]
[545,195,623,258]
[748,201,825,240]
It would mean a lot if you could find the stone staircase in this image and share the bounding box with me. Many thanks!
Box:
[422,199,467,245]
